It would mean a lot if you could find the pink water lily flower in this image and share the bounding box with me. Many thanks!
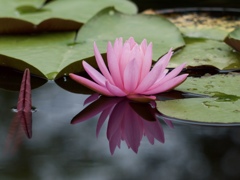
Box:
[70,37,188,102]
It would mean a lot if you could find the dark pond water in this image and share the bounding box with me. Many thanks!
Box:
[1,69,240,180]
[2,1,240,180]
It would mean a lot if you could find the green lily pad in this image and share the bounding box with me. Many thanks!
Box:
[225,27,240,52]
[157,98,240,124]
[0,32,76,79]
[157,74,240,123]
[59,7,185,78]
[0,0,137,34]
[76,8,185,60]
[176,74,240,97]
[169,38,240,70]
[0,8,184,80]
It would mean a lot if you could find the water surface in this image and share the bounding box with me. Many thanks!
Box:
[0,81,240,180]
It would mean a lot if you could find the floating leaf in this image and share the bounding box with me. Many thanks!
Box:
[0,0,137,34]
[176,73,240,97]
[58,7,185,79]
[0,32,77,79]
[225,27,240,52]
[157,98,240,124]
[0,8,184,80]
[75,7,184,61]
[0,31,98,79]
[157,74,240,123]
[169,38,240,70]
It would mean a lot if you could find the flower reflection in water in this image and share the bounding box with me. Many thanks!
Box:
[71,94,173,154]
[4,69,32,156]
[4,111,32,156]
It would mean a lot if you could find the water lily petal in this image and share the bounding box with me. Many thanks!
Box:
[119,42,131,74]
[71,96,118,124]
[135,62,163,93]
[107,42,124,88]
[123,109,142,153]
[113,37,123,57]
[71,38,187,101]
[140,39,147,53]
[154,49,173,70]
[94,42,114,84]
[160,63,186,84]
[140,42,152,81]
[120,43,140,74]
[144,74,188,95]
[106,81,126,96]
[149,62,185,90]
[148,69,169,90]
[96,108,112,138]
[107,100,126,139]
[146,133,155,145]
[158,69,169,80]
[163,118,174,128]
[69,73,113,96]
[143,120,165,143]
[142,50,172,90]
[123,59,139,93]
[83,61,106,86]
[126,37,137,49]
[109,129,121,155]
[83,93,100,105]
